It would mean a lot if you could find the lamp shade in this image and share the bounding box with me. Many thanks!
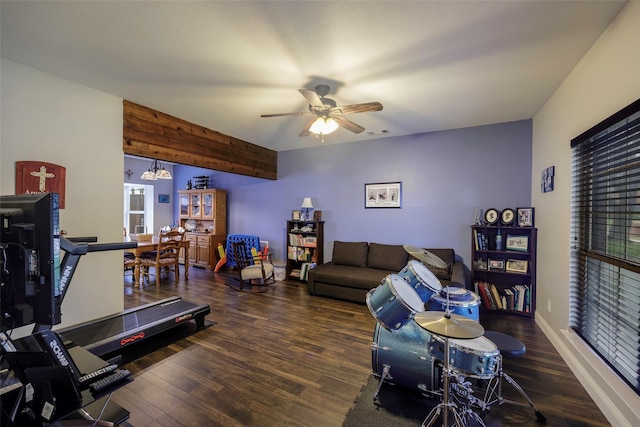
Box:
[301,198,313,209]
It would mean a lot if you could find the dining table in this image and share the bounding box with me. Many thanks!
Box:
[125,236,191,287]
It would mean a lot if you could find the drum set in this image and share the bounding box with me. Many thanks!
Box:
[366,246,544,427]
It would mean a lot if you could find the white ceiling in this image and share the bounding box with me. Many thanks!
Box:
[1,1,629,152]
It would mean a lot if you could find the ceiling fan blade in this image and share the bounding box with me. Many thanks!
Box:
[299,118,315,137]
[333,102,383,115]
[332,115,365,134]
[299,89,324,108]
[261,112,313,118]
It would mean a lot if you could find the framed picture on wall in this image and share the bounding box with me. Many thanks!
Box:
[158,194,170,203]
[365,182,402,208]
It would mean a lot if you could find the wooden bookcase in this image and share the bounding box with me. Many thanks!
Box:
[286,220,324,280]
[471,225,537,319]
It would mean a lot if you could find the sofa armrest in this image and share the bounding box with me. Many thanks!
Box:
[307,262,329,294]
[450,261,467,288]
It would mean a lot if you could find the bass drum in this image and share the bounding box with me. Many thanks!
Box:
[371,321,441,394]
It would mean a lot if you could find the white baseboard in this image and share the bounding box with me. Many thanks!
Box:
[535,314,639,427]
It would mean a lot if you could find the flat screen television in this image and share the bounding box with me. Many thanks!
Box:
[0,193,61,331]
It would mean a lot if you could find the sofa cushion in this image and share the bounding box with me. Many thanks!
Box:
[311,263,391,290]
[367,242,408,271]
[332,241,369,267]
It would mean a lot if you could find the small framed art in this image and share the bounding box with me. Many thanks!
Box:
[292,210,301,220]
[488,259,505,271]
[158,194,170,203]
[506,235,528,252]
[517,207,535,227]
[506,259,528,274]
[365,182,402,208]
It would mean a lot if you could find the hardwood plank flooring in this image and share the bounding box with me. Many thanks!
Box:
[109,267,610,426]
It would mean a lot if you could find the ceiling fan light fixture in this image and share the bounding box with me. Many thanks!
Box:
[309,117,338,135]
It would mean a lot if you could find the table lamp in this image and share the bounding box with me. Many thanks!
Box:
[301,198,314,220]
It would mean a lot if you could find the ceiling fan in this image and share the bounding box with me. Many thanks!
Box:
[261,84,383,139]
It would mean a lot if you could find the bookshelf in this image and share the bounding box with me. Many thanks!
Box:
[471,225,537,319]
[286,220,324,281]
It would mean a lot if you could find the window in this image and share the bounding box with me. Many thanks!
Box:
[570,98,640,396]
[124,184,154,235]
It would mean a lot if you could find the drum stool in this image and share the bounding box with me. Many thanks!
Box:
[482,331,546,423]
[483,331,526,357]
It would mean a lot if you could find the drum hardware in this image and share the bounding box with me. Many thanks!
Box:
[479,355,547,423]
[403,245,448,269]
[449,374,488,427]
[415,311,485,427]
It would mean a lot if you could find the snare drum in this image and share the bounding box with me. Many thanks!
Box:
[372,321,440,393]
[429,334,499,379]
[429,288,481,322]
[397,260,442,302]
[366,274,424,331]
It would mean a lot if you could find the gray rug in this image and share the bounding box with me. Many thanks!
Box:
[343,375,536,427]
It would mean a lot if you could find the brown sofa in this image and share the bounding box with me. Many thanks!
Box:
[307,241,468,304]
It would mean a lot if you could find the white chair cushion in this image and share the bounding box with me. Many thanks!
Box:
[240,263,274,280]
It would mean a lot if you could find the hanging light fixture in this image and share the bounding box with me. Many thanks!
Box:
[309,117,339,135]
[141,159,172,180]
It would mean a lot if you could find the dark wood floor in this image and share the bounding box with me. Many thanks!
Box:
[109,266,611,426]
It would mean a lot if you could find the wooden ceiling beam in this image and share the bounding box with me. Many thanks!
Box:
[123,100,277,180]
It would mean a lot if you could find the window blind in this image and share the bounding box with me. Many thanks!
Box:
[570,98,640,395]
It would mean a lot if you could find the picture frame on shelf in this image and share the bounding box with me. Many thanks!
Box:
[488,258,505,271]
[506,234,529,252]
[517,207,535,227]
[292,210,301,220]
[314,210,323,220]
[506,259,528,273]
[365,182,402,208]
[473,259,487,271]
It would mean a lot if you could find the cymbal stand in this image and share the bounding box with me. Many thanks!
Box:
[422,335,465,427]
[481,355,546,423]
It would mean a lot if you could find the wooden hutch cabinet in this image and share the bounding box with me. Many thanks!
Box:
[178,189,226,270]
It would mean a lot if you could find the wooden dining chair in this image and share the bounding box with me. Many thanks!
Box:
[228,241,275,292]
[139,229,185,286]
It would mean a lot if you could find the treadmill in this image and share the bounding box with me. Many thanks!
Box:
[50,237,210,357]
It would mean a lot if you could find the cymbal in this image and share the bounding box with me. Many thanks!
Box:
[414,311,485,339]
[403,245,448,268]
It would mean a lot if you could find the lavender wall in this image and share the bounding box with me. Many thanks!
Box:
[174,119,532,268]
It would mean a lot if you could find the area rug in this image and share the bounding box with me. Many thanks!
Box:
[343,375,529,427]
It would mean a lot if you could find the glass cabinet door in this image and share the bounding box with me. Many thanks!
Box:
[202,193,214,218]
[190,194,201,217]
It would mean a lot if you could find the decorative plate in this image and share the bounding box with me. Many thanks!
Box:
[501,208,515,225]
[184,219,197,231]
[484,208,500,225]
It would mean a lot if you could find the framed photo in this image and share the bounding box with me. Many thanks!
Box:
[506,259,528,274]
[473,259,487,271]
[292,210,301,220]
[517,207,535,227]
[488,258,505,271]
[158,194,170,203]
[506,234,528,252]
[313,210,323,220]
[365,182,402,208]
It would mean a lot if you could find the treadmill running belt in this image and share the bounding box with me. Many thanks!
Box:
[58,297,210,356]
